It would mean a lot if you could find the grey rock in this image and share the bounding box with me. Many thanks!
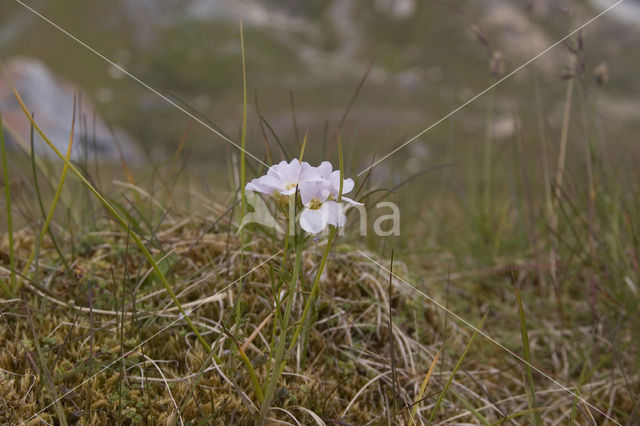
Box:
[0,57,139,161]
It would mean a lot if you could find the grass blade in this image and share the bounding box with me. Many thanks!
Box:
[514,284,543,426]
[22,95,76,279]
[223,326,264,403]
[409,350,440,426]
[10,82,212,353]
[450,387,491,425]
[388,249,398,414]
[30,114,70,272]
[428,313,487,423]
[26,306,68,425]
[239,19,248,232]
[0,110,16,296]
[259,233,303,424]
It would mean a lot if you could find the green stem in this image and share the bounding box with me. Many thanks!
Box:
[235,20,248,326]
[0,111,16,296]
[288,132,344,353]
[288,228,336,353]
[30,117,70,273]
[11,86,212,353]
[515,285,543,426]
[482,88,495,221]
[258,232,303,424]
[22,99,76,278]
[239,19,247,231]
[428,314,487,423]
[227,329,264,403]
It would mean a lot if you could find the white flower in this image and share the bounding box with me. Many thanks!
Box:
[246,159,320,196]
[315,161,358,204]
[245,158,363,235]
[298,180,346,234]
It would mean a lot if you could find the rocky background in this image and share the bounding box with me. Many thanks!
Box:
[0,0,638,168]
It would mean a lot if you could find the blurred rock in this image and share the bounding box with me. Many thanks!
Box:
[0,57,139,161]
[396,68,423,90]
[375,0,417,19]
[589,0,640,28]
[491,115,516,139]
[479,1,552,68]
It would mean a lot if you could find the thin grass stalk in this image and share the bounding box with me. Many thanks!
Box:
[259,211,302,424]
[409,350,440,426]
[11,84,212,353]
[494,408,544,425]
[482,88,495,225]
[428,314,487,423]
[234,20,249,327]
[225,328,264,403]
[266,197,295,378]
[21,96,76,279]
[577,81,599,316]
[287,133,344,352]
[449,388,491,425]
[532,70,553,229]
[388,249,398,414]
[255,92,273,164]
[550,53,576,293]
[290,227,336,349]
[30,116,69,272]
[239,19,248,236]
[0,117,52,183]
[0,111,15,296]
[570,356,594,426]
[290,90,300,148]
[266,266,280,377]
[515,284,543,426]
[27,307,68,425]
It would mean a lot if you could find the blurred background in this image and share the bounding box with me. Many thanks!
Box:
[1,3,639,423]
[1,0,638,175]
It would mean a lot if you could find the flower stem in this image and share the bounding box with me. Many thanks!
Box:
[258,233,303,424]
[288,132,343,353]
[288,227,336,353]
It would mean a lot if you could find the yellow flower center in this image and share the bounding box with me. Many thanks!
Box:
[309,198,321,210]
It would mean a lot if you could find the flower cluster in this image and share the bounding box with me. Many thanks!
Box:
[246,159,361,234]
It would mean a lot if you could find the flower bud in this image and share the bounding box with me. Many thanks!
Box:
[490,50,506,79]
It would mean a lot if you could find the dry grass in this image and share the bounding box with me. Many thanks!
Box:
[1,13,638,422]
[1,211,636,425]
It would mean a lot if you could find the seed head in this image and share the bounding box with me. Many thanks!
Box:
[594,62,609,87]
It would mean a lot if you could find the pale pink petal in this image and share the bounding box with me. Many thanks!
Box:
[329,171,354,197]
[278,159,301,184]
[342,178,355,194]
[247,175,281,195]
[300,208,328,234]
[267,161,287,178]
[317,161,333,179]
[341,196,363,206]
[299,162,323,183]
[323,201,346,227]
[300,180,330,206]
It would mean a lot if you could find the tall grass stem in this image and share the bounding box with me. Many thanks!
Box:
[11,85,213,353]
[0,111,16,296]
